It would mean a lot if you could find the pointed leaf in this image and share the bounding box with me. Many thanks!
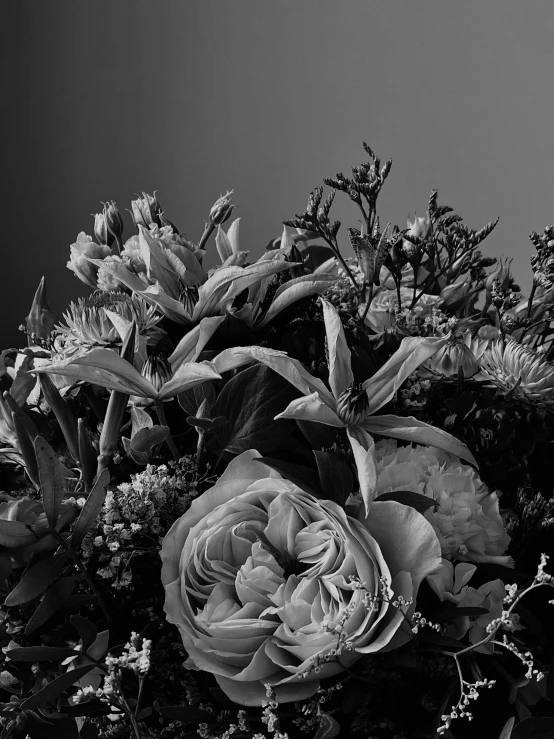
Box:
[71,469,110,550]
[5,646,79,662]
[313,451,353,507]
[215,225,233,262]
[158,361,221,400]
[70,615,97,652]
[25,577,80,634]
[361,415,477,467]
[5,551,68,606]
[20,664,97,711]
[34,437,65,529]
[226,217,240,253]
[0,519,41,548]
[321,299,354,399]
[169,316,226,368]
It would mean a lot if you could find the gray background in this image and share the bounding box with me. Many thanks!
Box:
[3,0,553,346]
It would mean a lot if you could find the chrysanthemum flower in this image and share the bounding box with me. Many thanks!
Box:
[374,439,512,566]
[56,292,163,355]
[478,337,554,411]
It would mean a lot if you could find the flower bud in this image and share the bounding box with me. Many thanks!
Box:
[94,201,124,246]
[131,192,162,229]
[406,213,432,241]
[209,190,235,226]
[428,339,479,378]
[336,382,369,425]
[25,277,57,341]
[67,233,112,289]
[141,355,172,392]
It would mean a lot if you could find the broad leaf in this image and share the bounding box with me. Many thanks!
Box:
[0,519,41,548]
[257,458,321,497]
[211,364,299,456]
[70,615,97,652]
[5,646,79,662]
[5,550,68,606]
[510,717,554,738]
[257,274,338,327]
[35,437,65,529]
[374,490,439,514]
[313,451,353,507]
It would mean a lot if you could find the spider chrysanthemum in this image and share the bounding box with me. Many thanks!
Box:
[55,292,163,354]
[479,337,554,410]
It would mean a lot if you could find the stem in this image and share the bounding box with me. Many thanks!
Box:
[155,400,180,461]
[321,234,361,297]
[527,282,537,319]
[198,222,215,252]
[360,283,374,325]
[51,531,112,625]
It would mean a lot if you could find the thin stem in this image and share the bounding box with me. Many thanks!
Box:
[198,222,215,252]
[51,531,112,625]
[527,282,537,319]
[320,234,361,296]
[155,400,180,461]
[359,283,374,326]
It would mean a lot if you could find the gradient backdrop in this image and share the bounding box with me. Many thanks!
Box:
[3,0,553,346]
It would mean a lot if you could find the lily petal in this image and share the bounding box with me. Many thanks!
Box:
[257,275,338,328]
[158,362,221,400]
[321,299,354,399]
[360,415,478,467]
[363,335,448,415]
[275,393,344,426]
[211,347,336,406]
[347,426,377,515]
[169,316,226,369]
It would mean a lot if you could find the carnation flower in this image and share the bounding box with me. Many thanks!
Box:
[478,338,554,411]
[374,440,512,566]
[161,450,441,706]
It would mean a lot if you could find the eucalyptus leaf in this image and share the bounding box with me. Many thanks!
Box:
[5,551,68,606]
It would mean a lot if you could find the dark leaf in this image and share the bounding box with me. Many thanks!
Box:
[34,437,65,529]
[314,713,340,739]
[374,490,438,514]
[70,615,97,652]
[0,520,39,549]
[446,391,476,418]
[62,700,112,717]
[20,665,96,711]
[25,577,79,634]
[436,606,490,623]
[313,451,353,507]
[71,469,110,550]
[297,420,338,450]
[5,551,68,606]
[186,416,227,431]
[178,382,217,417]
[5,647,79,662]
[130,425,169,454]
[257,458,321,496]
[157,706,216,724]
[510,717,554,738]
[211,365,298,455]
[418,632,466,650]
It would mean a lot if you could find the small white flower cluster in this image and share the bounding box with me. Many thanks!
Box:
[438,677,496,734]
[293,684,343,734]
[410,611,442,635]
[399,375,432,409]
[260,685,289,739]
[395,305,457,338]
[81,457,203,589]
[105,632,152,676]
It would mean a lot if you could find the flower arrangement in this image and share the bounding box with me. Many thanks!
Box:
[0,144,553,739]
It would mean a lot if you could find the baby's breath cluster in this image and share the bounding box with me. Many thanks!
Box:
[395,305,457,338]
[81,456,205,589]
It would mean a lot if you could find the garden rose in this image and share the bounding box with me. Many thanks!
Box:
[161,450,441,705]
[374,440,512,566]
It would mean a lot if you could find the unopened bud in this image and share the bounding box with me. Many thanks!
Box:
[336,382,369,425]
[141,355,172,392]
[94,201,124,246]
[209,190,235,226]
[25,277,57,341]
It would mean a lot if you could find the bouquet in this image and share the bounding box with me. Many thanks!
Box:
[0,143,553,739]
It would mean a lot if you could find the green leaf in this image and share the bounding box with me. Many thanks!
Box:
[35,437,65,529]
[70,615,97,652]
[499,718,515,739]
[510,717,554,738]
[5,551,68,606]
[257,274,337,327]
[374,490,438,514]
[211,364,299,455]
[71,469,110,551]
[313,450,353,507]
[12,412,39,487]
[20,664,97,711]
[25,577,80,634]
[0,519,40,548]
[257,458,321,497]
[5,646,79,662]
[186,416,227,431]
[314,713,341,739]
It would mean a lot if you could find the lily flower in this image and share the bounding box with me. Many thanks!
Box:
[213,299,476,513]
[32,317,224,402]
